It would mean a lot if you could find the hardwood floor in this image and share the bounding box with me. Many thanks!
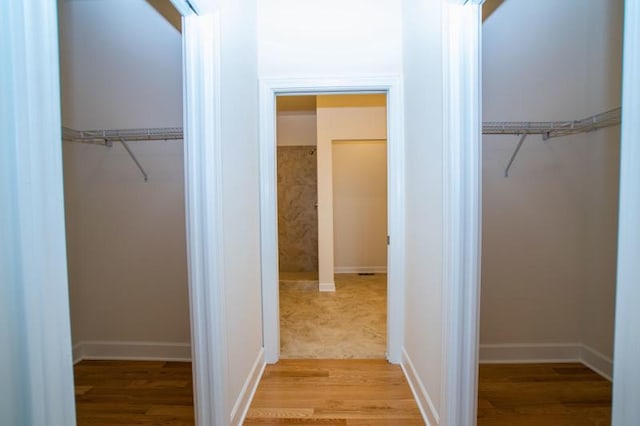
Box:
[74,360,194,425]
[73,360,612,425]
[478,363,612,426]
[245,359,423,425]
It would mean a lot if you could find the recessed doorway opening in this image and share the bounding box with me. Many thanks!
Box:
[259,77,405,364]
[276,94,388,359]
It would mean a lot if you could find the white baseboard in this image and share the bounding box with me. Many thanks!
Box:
[319,282,336,292]
[580,344,613,381]
[400,347,439,426]
[230,348,266,426]
[479,343,581,364]
[479,342,613,381]
[334,266,387,274]
[72,341,191,364]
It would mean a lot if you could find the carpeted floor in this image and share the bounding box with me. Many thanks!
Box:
[279,273,387,359]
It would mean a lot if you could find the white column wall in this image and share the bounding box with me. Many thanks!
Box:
[401,0,446,417]
[217,0,264,417]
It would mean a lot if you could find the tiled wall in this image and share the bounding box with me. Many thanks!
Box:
[277,146,318,273]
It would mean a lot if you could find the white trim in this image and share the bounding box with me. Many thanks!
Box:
[441,2,483,425]
[334,266,387,274]
[478,343,613,381]
[613,3,640,423]
[479,343,581,364]
[1,0,76,424]
[259,76,405,364]
[73,341,192,364]
[230,349,266,426]
[319,282,337,292]
[168,0,198,16]
[182,12,228,426]
[401,348,439,426]
[581,345,613,381]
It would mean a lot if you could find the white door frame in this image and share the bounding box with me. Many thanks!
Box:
[258,77,406,364]
[441,1,484,424]
[612,1,640,424]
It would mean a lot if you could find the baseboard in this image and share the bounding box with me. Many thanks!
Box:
[479,343,581,364]
[334,266,387,274]
[479,342,613,381]
[400,347,439,426]
[319,282,336,292]
[72,341,191,364]
[580,344,613,381]
[230,348,266,426]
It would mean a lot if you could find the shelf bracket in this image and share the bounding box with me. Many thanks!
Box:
[119,138,148,182]
[504,132,528,177]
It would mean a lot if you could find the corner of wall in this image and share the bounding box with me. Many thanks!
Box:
[229,348,266,426]
[401,347,439,426]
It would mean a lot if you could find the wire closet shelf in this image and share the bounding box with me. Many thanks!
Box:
[61,107,621,179]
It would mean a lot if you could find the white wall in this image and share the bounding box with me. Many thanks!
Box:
[481,0,622,370]
[316,95,387,286]
[332,140,387,272]
[59,0,190,355]
[257,0,402,78]
[218,0,264,418]
[402,0,445,419]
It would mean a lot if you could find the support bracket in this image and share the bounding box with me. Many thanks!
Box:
[119,137,148,182]
[504,132,528,177]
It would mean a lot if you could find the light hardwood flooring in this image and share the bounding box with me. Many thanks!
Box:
[73,361,612,425]
[245,359,423,425]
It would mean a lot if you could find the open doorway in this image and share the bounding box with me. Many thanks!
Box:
[58,0,194,423]
[275,94,388,359]
[259,77,405,364]
[477,0,622,423]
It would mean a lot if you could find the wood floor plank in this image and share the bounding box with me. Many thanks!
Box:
[246,360,422,424]
[74,360,194,426]
[74,360,611,425]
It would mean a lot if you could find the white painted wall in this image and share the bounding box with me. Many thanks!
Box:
[217,0,264,418]
[257,0,402,78]
[316,95,387,286]
[402,0,445,419]
[482,0,622,369]
[332,141,387,272]
[59,0,190,353]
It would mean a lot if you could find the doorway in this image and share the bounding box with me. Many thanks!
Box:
[259,77,405,364]
[275,94,389,359]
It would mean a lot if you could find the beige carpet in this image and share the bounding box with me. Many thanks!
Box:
[279,273,387,359]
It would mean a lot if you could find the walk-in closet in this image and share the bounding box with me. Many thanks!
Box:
[58,0,193,423]
[478,0,622,423]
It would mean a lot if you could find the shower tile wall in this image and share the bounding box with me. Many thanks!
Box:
[277,146,318,273]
